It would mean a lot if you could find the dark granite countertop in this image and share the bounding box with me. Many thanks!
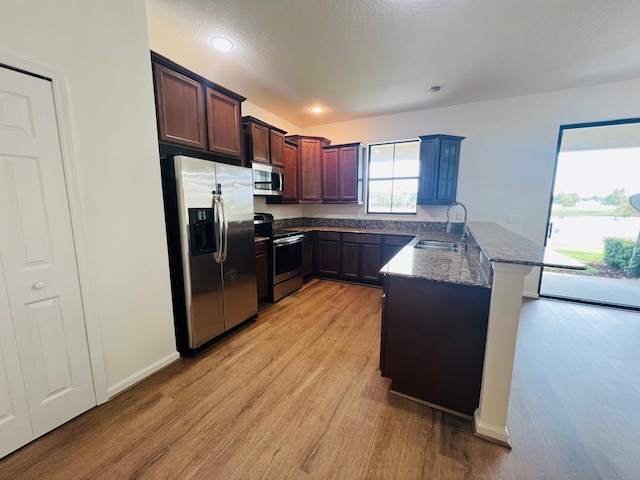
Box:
[468,222,585,269]
[271,218,584,288]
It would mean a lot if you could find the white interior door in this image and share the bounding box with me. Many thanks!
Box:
[0,255,33,457]
[0,66,95,453]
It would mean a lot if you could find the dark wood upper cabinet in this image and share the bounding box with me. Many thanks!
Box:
[322,143,365,204]
[246,121,270,164]
[270,130,285,167]
[322,148,339,201]
[154,64,206,150]
[243,116,287,168]
[205,87,242,158]
[286,135,331,204]
[151,52,245,162]
[417,134,465,205]
[282,141,299,203]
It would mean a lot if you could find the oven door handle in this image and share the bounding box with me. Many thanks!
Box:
[273,234,304,246]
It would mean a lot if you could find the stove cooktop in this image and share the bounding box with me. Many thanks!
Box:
[272,229,303,239]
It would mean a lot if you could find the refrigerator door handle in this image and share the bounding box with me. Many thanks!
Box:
[213,195,224,264]
[220,195,229,262]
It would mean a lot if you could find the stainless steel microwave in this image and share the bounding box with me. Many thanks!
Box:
[252,162,284,196]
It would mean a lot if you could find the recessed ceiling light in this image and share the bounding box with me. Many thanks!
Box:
[427,85,443,92]
[311,106,324,114]
[210,36,234,52]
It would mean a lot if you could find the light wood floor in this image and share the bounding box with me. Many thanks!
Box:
[1,279,639,479]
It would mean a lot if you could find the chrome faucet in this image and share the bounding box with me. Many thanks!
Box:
[446,202,468,243]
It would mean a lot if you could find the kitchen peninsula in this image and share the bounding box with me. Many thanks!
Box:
[275,217,584,448]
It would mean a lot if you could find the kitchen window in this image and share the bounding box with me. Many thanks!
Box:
[366,140,420,214]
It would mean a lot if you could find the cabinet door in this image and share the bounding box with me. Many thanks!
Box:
[154,64,206,150]
[255,242,269,301]
[435,139,459,203]
[270,130,285,167]
[416,137,438,204]
[205,87,242,158]
[317,240,340,275]
[322,148,339,201]
[361,244,382,283]
[299,139,323,203]
[282,143,298,202]
[341,242,360,279]
[249,122,270,164]
[338,146,359,202]
[382,235,412,264]
[302,234,314,278]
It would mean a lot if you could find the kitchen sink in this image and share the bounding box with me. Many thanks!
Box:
[414,240,461,252]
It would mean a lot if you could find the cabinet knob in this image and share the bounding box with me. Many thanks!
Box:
[33,281,46,290]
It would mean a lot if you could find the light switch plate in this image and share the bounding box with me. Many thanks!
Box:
[507,215,523,224]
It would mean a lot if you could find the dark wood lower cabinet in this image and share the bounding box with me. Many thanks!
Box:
[380,274,491,416]
[341,242,360,279]
[381,235,413,266]
[361,244,382,282]
[316,232,341,276]
[302,232,314,279]
[255,241,269,301]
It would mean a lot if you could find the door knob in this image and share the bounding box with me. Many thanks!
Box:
[33,281,46,290]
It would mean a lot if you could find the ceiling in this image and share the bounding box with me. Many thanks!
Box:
[145,0,640,128]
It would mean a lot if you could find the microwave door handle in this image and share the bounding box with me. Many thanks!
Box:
[280,172,285,193]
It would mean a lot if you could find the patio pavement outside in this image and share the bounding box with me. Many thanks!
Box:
[540,271,640,309]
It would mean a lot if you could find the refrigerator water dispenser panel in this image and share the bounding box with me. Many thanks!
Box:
[188,208,216,255]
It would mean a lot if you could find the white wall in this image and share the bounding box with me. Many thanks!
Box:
[1,0,178,395]
[301,79,640,294]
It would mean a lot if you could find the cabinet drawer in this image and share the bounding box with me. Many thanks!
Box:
[255,241,268,255]
[317,231,341,241]
[342,233,381,244]
[384,235,413,246]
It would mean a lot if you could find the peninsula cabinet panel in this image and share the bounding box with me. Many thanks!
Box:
[154,64,206,150]
[381,275,490,416]
[205,87,242,159]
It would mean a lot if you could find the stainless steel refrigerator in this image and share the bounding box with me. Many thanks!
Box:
[160,155,257,354]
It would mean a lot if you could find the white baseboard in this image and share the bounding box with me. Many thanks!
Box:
[523,290,539,299]
[107,351,180,398]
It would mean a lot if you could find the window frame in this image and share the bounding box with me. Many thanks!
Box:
[365,139,420,215]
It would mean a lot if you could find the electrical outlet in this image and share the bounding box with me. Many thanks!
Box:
[507,215,523,225]
[456,211,464,220]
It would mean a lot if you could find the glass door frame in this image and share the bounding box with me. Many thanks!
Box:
[538,116,640,311]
